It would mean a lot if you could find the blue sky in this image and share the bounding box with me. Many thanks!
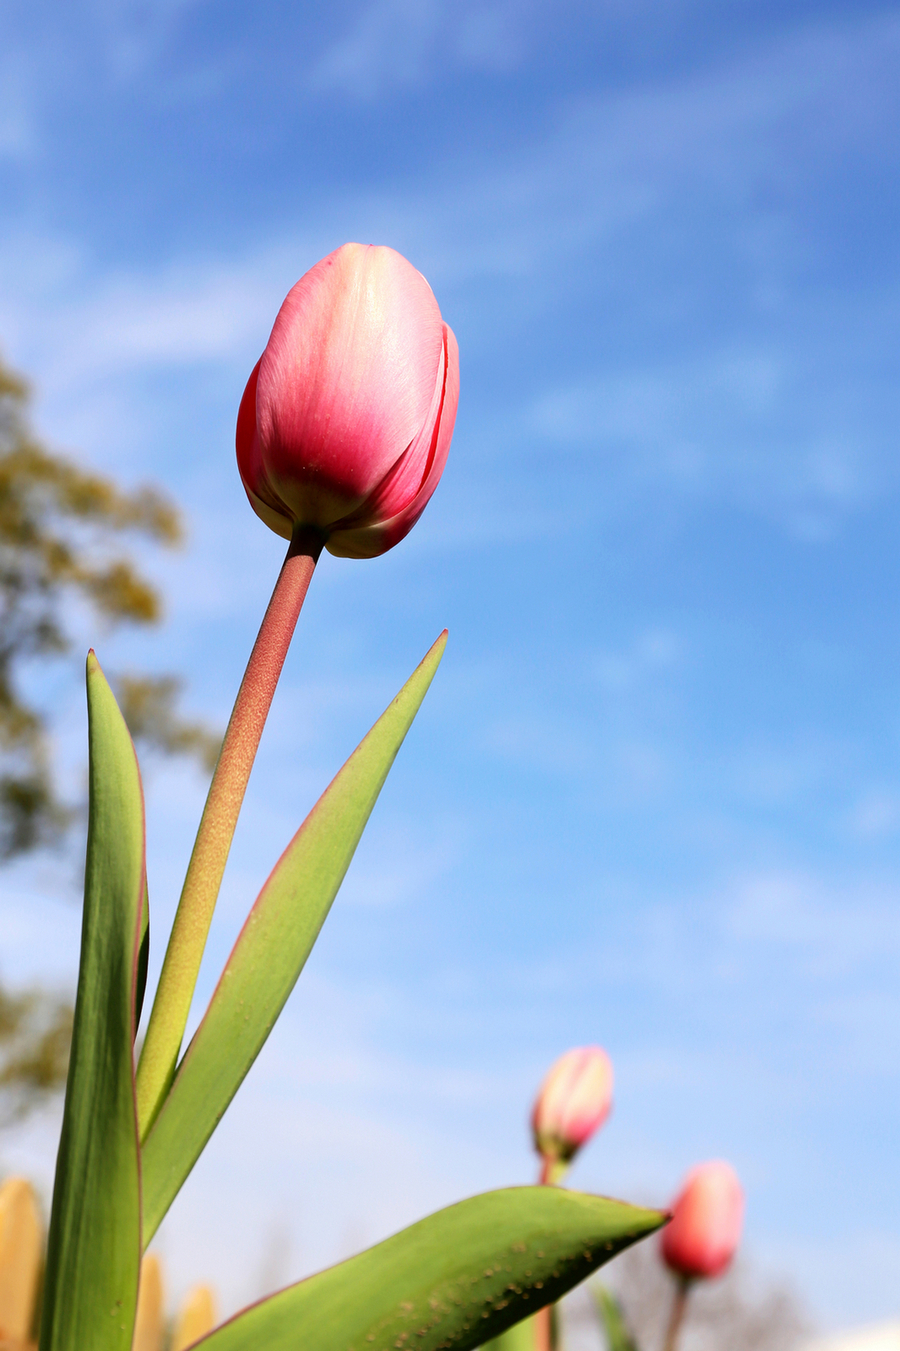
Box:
[1,0,899,1335]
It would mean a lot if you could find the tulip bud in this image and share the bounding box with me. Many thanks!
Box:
[171,1285,218,1351]
[532,1046,613,1182]
[661,1161,744,1281]
[133,1252,164,1351]
[237,242,459,559]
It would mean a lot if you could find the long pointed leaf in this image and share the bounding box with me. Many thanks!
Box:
[40,652,146,1351]
[592,1286,640,1351]
[192,1187,664,1351]
[141,632,447,1242]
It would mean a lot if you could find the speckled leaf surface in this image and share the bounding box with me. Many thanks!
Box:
[192,1187,664,1351]
[479,1313,537,1351]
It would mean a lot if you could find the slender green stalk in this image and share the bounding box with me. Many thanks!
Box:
[662,1277,690,1351]
[136,525,323,1136]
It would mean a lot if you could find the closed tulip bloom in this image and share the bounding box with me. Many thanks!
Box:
[661,1161,744,1281]
[237,242,459,559]
[532,1046,613,1178]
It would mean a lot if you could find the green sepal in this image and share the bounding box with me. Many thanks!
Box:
[190,1187,663,1351]
[39,652,146,1351]
[592,1285,641,1351]
[141,632,447,1243]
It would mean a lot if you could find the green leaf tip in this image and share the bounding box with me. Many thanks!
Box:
[40,653,146,1351]
[140,631,448,1241]
[592,1285,641,1351]
[190,1187,665,1351]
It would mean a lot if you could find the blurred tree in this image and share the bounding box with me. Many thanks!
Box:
[0,349,221,1120]
[115,674,219,776]
[0,984,72,1127]
[0,351,219,857]
[587,1240,810,1351]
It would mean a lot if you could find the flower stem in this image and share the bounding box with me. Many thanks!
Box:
[533,1156,567,1351]
[534,1307,553,1351]
[539,1156,569,1186]
[136,524,324,1137]
[662,1277,690,1351]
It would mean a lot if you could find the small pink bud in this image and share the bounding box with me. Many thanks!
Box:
[237,242,459,559]
[532,1046,614,1170]
[661,1161,744,1280]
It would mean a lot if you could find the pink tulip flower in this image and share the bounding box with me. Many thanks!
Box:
[661,1161,744,1281]
[237,242,459,559]
[532,1046,614,1178]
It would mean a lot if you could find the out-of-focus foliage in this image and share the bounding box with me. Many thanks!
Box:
[588,1241,810,1351]
[0,352,220,860]
[115,675,220,775]
[0,350,222,1128]
[0,984,72,1126]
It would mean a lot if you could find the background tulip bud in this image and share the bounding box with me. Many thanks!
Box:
[237,242,459,559]
[532,1046,614,1179]
[661,1160,744,1281]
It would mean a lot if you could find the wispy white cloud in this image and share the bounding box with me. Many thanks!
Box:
[0,3,897,1335]
[592,628,684,692]
[722,870,900,976]
[310,0,445,97]
[309,0,532,97]
[0,57,39,160]
[339,817,460,908]
[1,9,896,539]
[847,790,900,839]
[85,0,210,82]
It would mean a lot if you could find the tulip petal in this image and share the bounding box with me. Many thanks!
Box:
[238,245,456,551]
[661,1161,744,1280]
[327,324,459,559]
[257,245,444,522]
[532,1047,613,1164]
[236,361,294,539]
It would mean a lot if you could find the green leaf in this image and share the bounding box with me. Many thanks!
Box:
[39,652,146,1351]
[141,632,447,1243]
[192,1187,664,1351]
[592,1286,640,1351]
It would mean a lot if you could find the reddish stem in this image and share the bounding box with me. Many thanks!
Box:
[136,524,323,1134]
[532,1155,564,1351]
[533,1307,553,1351]
[539,1157,558,1186]
[662,1277,690,1351]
